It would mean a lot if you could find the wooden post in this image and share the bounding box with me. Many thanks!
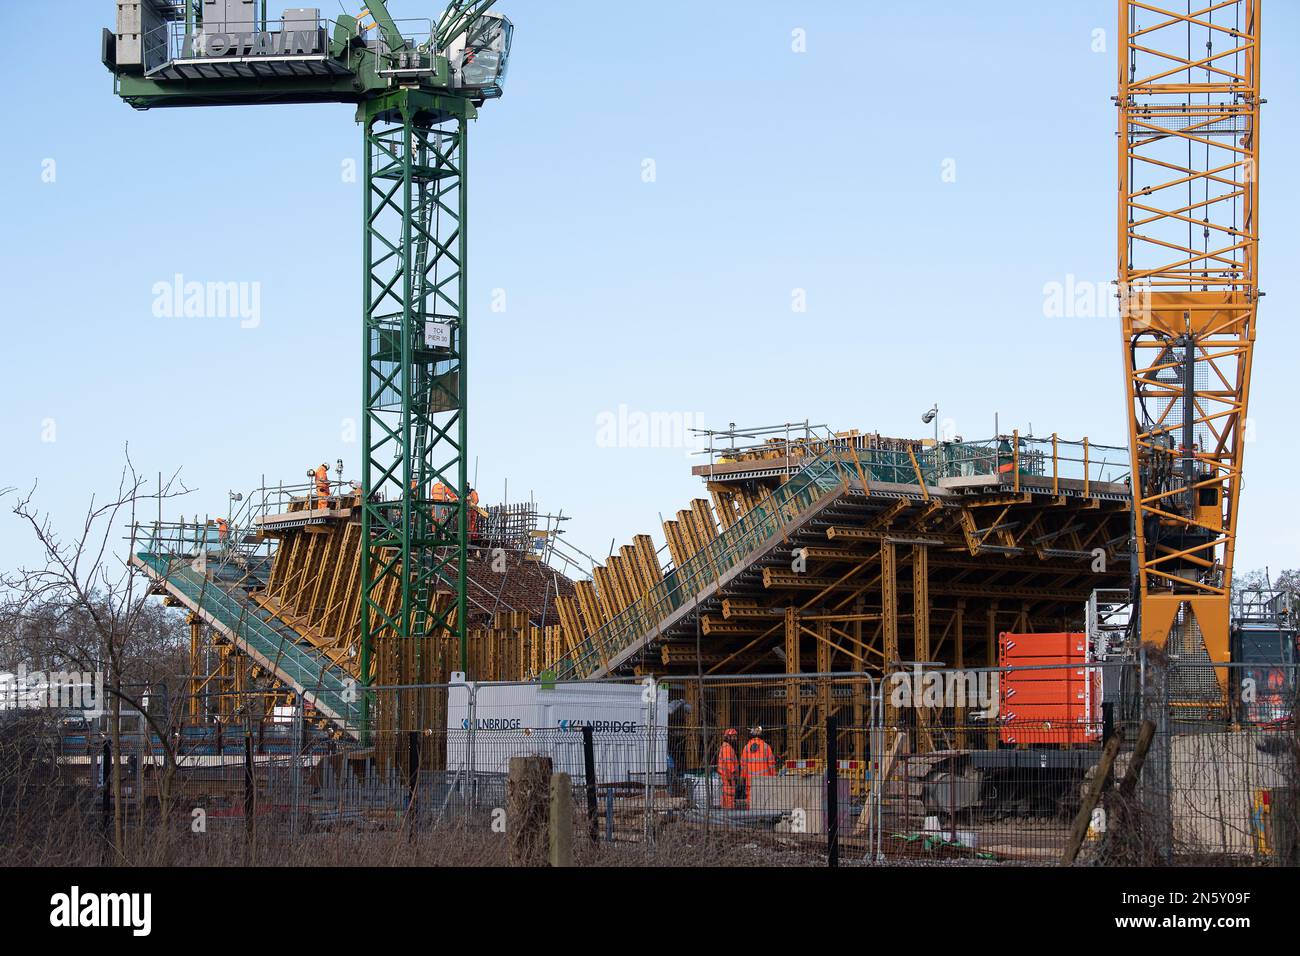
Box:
[1058,726,1134,866]
[507,755,552,867]
[550,772,574,867]
[1116,720,1157,799]
[855,730,904,836]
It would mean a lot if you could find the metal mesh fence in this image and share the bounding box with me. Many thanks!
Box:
[13,663,1300,866]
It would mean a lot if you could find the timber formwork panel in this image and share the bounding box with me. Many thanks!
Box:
[604,555,634,614]
[689,499,718,547]
[663,519,691,570]
[555,595,587,656]
[632,535,662,589]
[591,566,619,624]
[672,510,698,561]
[707,483,741,530]
[617,545,646,597]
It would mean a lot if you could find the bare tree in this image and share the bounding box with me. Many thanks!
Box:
[1,448,190,858]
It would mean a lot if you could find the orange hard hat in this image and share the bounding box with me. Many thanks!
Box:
[724,728,738,737]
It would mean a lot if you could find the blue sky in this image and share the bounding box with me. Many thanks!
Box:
[1,0,1297,579]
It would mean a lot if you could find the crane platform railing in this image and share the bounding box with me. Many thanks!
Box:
[936,436,1130,492]
[130,14,439,78]
[129,474,356,565]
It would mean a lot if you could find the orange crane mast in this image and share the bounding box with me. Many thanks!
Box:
[1116,0,1261,691]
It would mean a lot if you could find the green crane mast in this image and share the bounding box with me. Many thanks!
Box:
[104,1,514,713]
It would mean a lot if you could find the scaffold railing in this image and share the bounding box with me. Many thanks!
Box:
[553,436,1130,681]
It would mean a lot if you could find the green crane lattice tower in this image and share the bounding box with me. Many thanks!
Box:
[104,3,513,716]
[361,91,472,697]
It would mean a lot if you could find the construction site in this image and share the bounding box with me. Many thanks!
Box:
[0,0,1294,879]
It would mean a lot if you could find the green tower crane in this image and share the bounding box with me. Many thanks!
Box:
[104,1,514,714]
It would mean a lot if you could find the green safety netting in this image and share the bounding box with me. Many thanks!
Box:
[135,552,357,730]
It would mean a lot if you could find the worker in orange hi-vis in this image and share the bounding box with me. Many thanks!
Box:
[314,463,331,510]
[717,728,740,809]
[740,726,777,799]
[215,517,229,543]
[466,487,482,540]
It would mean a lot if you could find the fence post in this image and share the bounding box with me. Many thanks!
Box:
[550,772,574,867]
[407,728,420,828]
[826,714,839,868]
[243,730,255,842]
[100,740,112,834]
[644,679,656,851]
[871,684,886,862]
[507,755,552,867]
[1272,789,1300,866]
[466,682,477,817]
[1059,729,1125,866]
[697,675,711,842]
[1162,661,1173,865]
[582,724,599,844]
[291,689,303,836]
[1143,649,1174,864]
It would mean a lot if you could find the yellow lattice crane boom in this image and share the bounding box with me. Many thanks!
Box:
[1117,0,1261,690]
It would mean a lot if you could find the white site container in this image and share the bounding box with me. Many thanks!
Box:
[445,677,669,786]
